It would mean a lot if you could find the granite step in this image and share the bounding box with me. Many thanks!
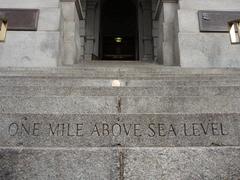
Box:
[3,71,240,79]
[0,147,239,179]
[1,113,239,147]
[0,64,239,180]
[1,86,240,97]
[1,64,240,75]
[2,66,240,79]
[2,77,240,87]
[0,96,240,114]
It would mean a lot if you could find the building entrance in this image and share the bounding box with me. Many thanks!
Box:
[100,0,138,60]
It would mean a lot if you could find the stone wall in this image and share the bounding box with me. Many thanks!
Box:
[177,0,240,67]
[0,0,61,67]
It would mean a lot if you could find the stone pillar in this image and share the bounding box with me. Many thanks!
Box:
[161,1,178,66]
[154,0,178,66]
[60,0,84,65]
[85,0,98,60]
[152,0,162,63]
[79,0,86,61]
[140,0,154,61]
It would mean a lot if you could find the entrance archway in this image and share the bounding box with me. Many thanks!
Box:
[99,0,138,60]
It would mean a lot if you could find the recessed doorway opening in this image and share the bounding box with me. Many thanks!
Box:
[99,0,138,60]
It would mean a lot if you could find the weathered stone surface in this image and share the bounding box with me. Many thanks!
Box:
[0,113,239,147]
[0,96,240,114]
[121,96,240,113]
[124,147,240,180]
[0,96,117,114]
[1,77,240,87]
[0,32,60,67]
[179,33,240,68]
[0,147,119,180]
[1,86,240,97]
[0,147,240,180]
[178,9,199,33]
[38,8,61,31]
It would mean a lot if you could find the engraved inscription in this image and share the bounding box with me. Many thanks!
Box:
[3,114,237,147]
[8,122,229,138]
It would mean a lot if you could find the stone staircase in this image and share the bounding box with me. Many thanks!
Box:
[0,62,240,179]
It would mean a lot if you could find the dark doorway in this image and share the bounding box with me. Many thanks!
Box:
[100,0,138,60]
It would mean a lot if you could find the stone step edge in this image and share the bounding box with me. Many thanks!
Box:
[6,71,240,74]
[1,95,240,98]
[1,85,240,89]
[0,146,239,150]
[1,66,240,71]
[1,95,239,98]
[1,87,240,97]
[2,85,240,88]
[3,73,240,77]
[2,112,240,115]
[3,75,240,79]
[3,85,240,87]
[1,112,240,115]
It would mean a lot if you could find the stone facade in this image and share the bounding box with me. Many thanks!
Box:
[0,0,240,67]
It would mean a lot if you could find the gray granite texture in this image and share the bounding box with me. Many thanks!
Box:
[0,63,239,179]
[0,147,119,180]
[1,86,240,97]
[1,96,240,114]
[124,147,240,180]
[2,77,240,87]
[0,147,240,180]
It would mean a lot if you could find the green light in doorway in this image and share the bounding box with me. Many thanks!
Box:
[115,37,123,43]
